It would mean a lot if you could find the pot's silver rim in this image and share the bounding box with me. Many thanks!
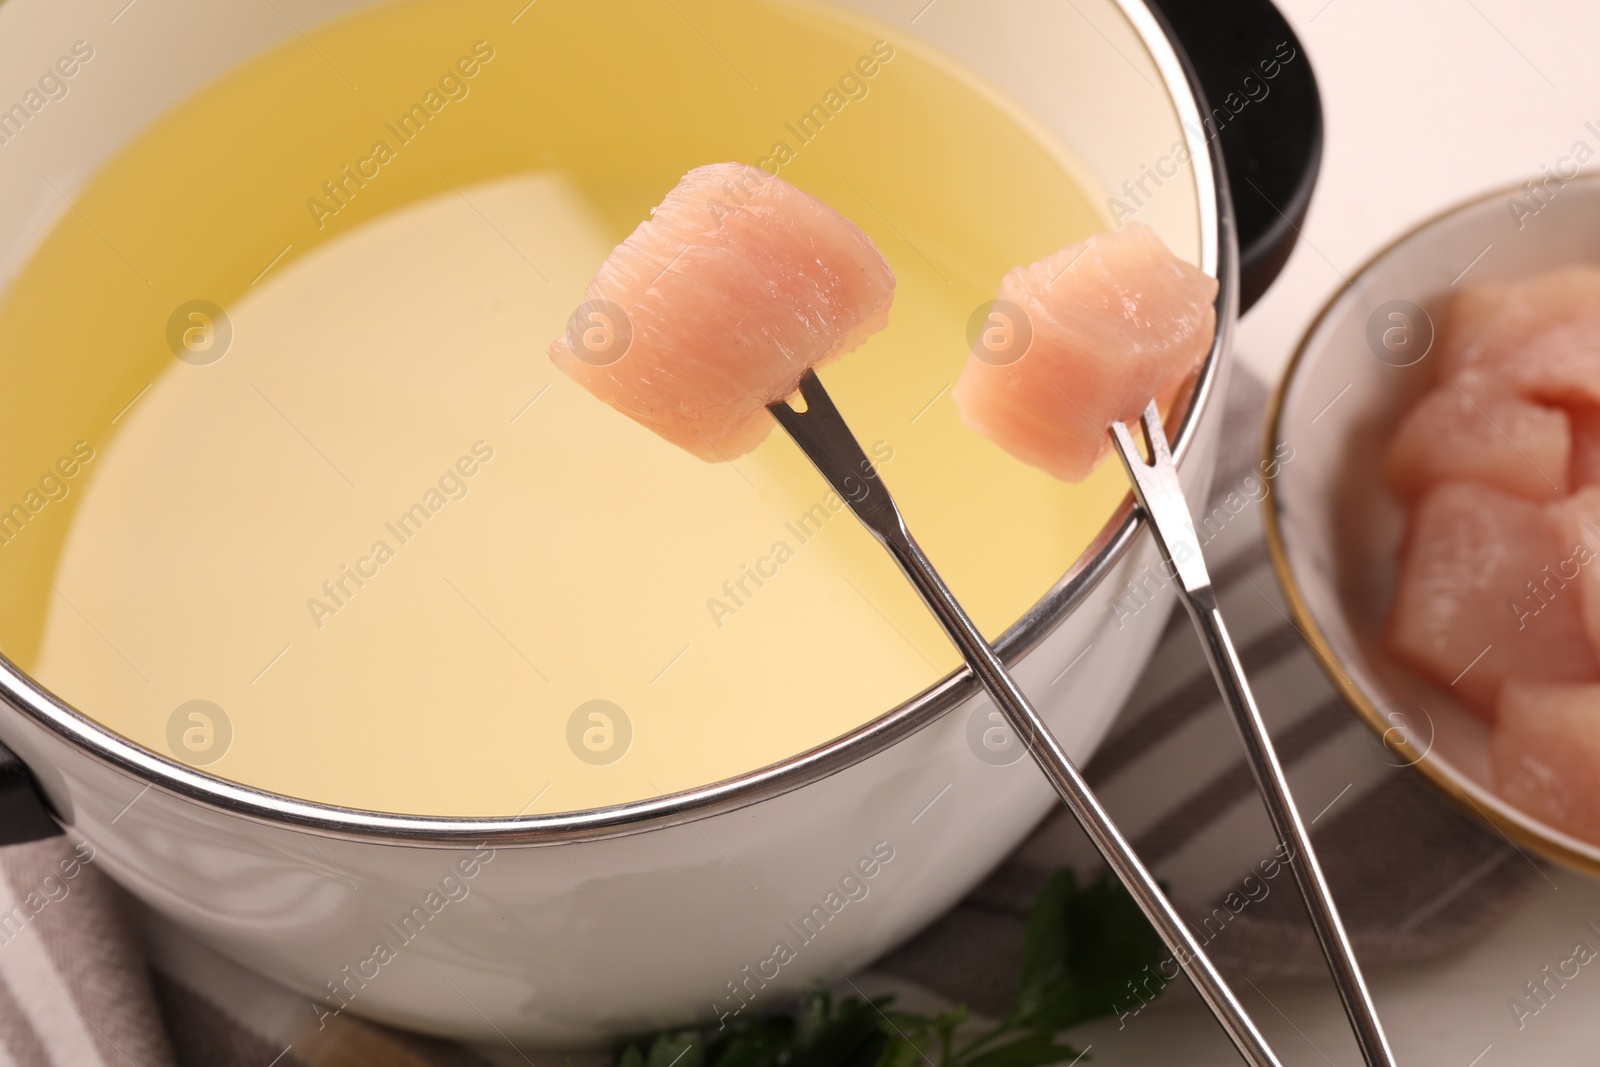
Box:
[0,0,1237,847]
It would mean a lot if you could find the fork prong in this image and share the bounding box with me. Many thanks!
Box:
[797,366,830,409]
[1140,399,1173,464]
[1109,418,1143,464]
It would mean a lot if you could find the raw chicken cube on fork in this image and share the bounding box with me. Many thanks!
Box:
[548,163,895,461]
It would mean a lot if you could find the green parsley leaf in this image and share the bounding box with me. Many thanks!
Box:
[1012,870,1169,1034]
[612,870,1167,1067]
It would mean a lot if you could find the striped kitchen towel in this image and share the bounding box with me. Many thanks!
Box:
[0,366,1538,1066]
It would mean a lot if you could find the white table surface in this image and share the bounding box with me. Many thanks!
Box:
[1079,1,1600,1063]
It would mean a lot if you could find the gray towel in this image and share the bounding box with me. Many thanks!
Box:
[0,367,1535,1066]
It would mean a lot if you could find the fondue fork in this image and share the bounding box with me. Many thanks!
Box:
[1109,401,1396,1067]
[769,369,1283,1067]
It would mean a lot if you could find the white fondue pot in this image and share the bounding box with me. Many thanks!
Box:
[0,0,1318,1044]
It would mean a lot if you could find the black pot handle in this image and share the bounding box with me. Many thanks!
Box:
[1147,0,1323,313]
[0,741,61,845]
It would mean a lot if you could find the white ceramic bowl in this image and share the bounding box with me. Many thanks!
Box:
[1266,173,1600,878]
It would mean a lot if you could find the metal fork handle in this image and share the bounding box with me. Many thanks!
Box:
[1111,401,1396,1067]
[769,371,1282,1067]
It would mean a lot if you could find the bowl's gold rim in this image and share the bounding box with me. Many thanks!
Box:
[1260,173,1600,879]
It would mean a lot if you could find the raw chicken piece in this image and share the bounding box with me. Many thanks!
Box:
[1548,487,1600,658]
[1492,680,1600,846]
[1493,314,1600,407]
[1438,264,1600,380]
[1382,370,1569,502]
[952,223,1217,482]
[1570,406,1600,489]
[1385,482,1599,718]
[549,163,895,461]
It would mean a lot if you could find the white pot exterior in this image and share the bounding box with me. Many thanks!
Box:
[0,0,1235,1045]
